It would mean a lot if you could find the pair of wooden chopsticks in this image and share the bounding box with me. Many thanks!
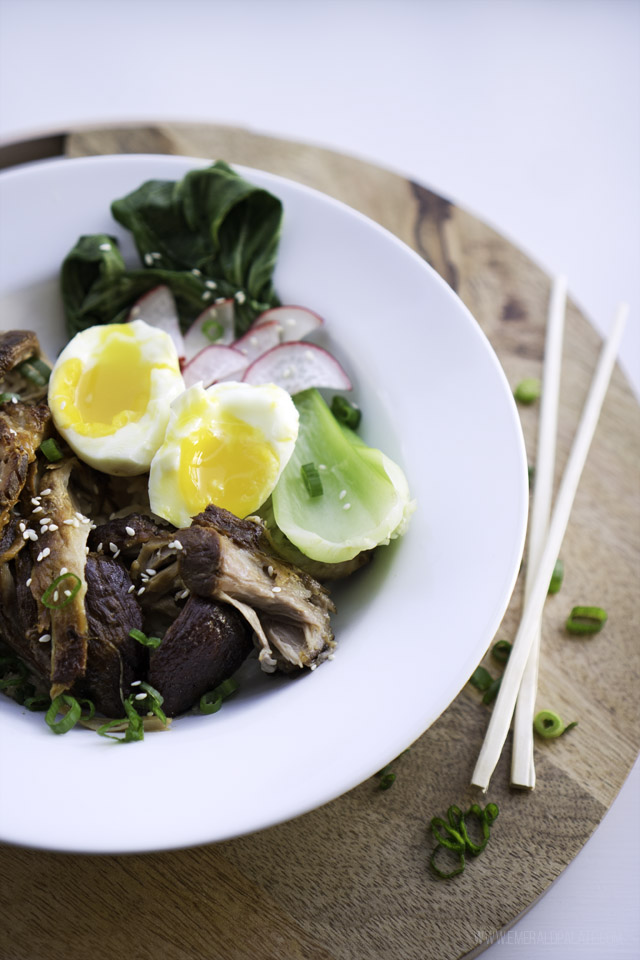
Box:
[472,282,628,792]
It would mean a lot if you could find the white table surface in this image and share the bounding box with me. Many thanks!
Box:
[0,1,638,956]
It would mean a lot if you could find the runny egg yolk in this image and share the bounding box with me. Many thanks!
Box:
[178,415,280,519]
[53,329,153,437]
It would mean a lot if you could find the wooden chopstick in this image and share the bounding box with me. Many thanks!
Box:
[511,276,567,789]
[472,302,628,792]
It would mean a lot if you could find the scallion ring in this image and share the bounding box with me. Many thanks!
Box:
[331,394,361,429]
[566,606,607,635]
[202,317,223,342]
[458,803,491,856]
[24,694,52,712]
[301,462,323,497]
[0,392,20,404]
[491,640,512,663]
[482,676,502,705]
[469,666,493,692]
[548,558,564,594]
[41,573,82,610]
[17,356,51,387]
[429,846,466,879]
[534,710,578,739]
[199,676,238,715]
[514,377,541,404]
[39,438,64,462]
[45,695,83,734]
[129,628,162,649]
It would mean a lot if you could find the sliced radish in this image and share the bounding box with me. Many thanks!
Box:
[242,342,352,394]
[233,321,282,363]
[183,298,235,360]
[252,305,323,342]
[182,344,247,388]
[128,286,185,360]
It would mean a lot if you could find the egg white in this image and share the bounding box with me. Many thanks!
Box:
[148,380,299,527]
[48,320,185,476]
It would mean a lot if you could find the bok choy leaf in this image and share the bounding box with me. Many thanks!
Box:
[272,389,414,563]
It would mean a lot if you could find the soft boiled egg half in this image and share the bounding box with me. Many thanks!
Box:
[48,320,185,475]
[149,381,299,527]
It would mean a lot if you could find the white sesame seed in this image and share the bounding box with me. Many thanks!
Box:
[42,546,50,558]
[178,588,190,600]
[127,584,136,594]
[137,587,145,596]
[19,522,25,532]
[215,297,226,304]
[140,574,149,583]
[60,401,66,410]
[318,464,327,470]
[89,523,96,531]
[112,548,120,558]
[310,663,317,671]
[131,680,141,686]
[343,503,351,511]
[267,565,274,577]
[201,290,212,301]
[31,497,41,506]
[72,518,80,528]
[64,589,72,597]
[191,268,202,276]
[85,546,90,554]
[40,488,52,495]
[97,542,103,553]
[168,539,184,551]
[75,512,84,521]
[144,253,154,266]
[40,525,49,533]
[282,366,292,378]
[135,692,147,700]
[109,542,118,554]
[25,578,32,587]
[59,567,68,576]
[22,531,30,540]
[63,519,75,526]
[338,489,347,500]
[125,526,135,537]
[11,396,17,404]
[272,586,282,593]
[40,517,52,525]
[36,551,45,562]
[53,590,59,602]
[328,653,335,660]
[235,290,246,304]
[48,523,58,531]
[99,242,111,251]
[38,634,51,643]
[249,336,258,346]
[145,568,156,577]
[32,506,43,514]
[205,280,217,289]
[27,530,38,541]
[9,428,17,436]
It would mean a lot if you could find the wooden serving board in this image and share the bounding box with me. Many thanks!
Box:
[1,124,638,960]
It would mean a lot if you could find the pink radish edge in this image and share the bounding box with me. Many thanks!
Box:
[242,342,352,394]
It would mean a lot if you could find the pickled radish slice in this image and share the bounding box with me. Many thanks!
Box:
[242,342,351,394]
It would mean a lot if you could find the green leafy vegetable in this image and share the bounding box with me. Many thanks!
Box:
[61,162,282,339]
[272,389,413,563]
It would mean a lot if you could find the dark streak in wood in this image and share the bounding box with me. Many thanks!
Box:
[409,181,459,292]
[501,297,528,321]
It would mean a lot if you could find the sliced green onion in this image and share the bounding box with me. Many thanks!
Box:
[39,438,63,462]
[24,694,52,712]
[534,710,578,739]
[548,559,564,594]
[97,695,146,742]
[129,628,162,649]
[17,356,51,386]
[566,605,607,635]
[469,666,493,692]
[491,640,512,663]
[300,462,323,497]
[199,676,238,715]
[482,676,502,705]
[41,573,82,610]
[429,802,499,879]
[514,377,541,404]
[331,395,361,429]
[375,748,410,790]
[202,317,223,342]
[45,694,83,734]
[0,392,20,404]
[137,681,167,724]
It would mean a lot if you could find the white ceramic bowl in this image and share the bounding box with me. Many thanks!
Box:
[0,155,527,853]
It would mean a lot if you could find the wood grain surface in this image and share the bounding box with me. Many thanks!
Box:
[1,123,638,960]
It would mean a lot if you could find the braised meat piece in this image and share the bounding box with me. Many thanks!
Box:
[75,554,146,717]
[176,505,336,672]
[0,330,41,376]
[0,400,50,537]
[148,595,252,717]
